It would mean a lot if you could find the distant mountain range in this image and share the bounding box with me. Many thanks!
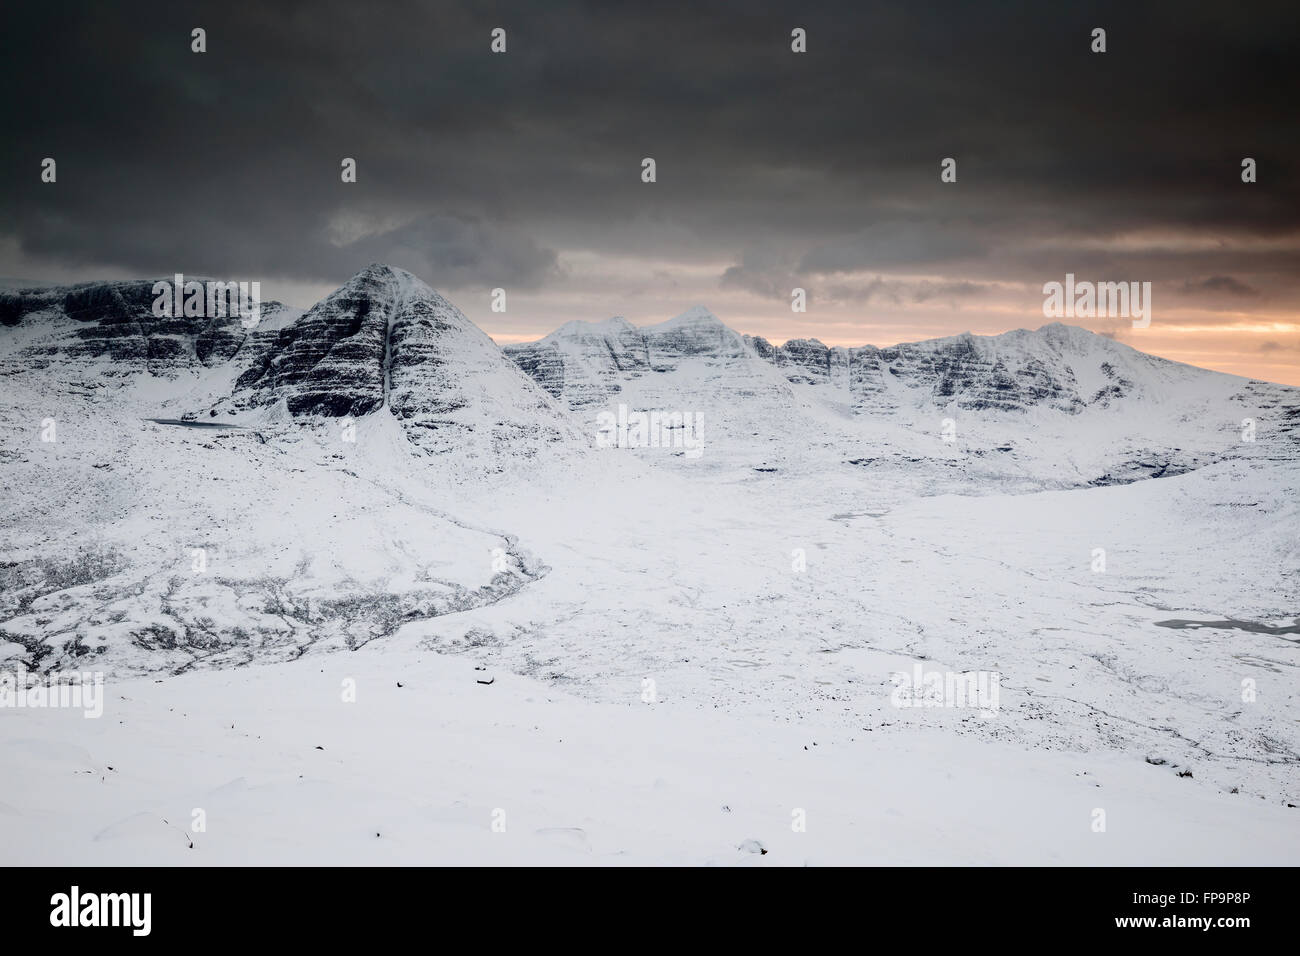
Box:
[3,263,1297,487]
[1,264,1297,680]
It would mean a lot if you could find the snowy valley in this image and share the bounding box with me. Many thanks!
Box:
[1,264,1297,864]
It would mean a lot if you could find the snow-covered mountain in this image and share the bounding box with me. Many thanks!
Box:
[508,308,1207,413]
[5,268,1295,486]
[2,266,1297,864]
[1,265,578,466]
[0,266,575,674]
[505,306,771,407]
[216,264,578,461]
[0,277,295,380]
[506,308,1300,487]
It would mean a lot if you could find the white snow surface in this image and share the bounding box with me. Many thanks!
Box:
[1,267,1297,864]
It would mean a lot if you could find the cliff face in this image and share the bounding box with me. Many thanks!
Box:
[231,267,392,418]
[0,279,287,378]
[502,310,1299,484]
[740,328,1104,413]
[0,266,575,465]
[840,333,1086,414]
[515,314,1220,417]
[503,316,653,409]
[224,263,573,457]
[503,308,755,411]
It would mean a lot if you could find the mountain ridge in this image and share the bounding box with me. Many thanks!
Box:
[2,265,1296,480]
[504,305,1297,417]
[2,268,1285,389]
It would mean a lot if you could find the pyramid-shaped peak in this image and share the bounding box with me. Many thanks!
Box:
[351,262,418,282]
[339,263,444,300]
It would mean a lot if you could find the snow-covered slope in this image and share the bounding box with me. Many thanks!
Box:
[2,266,1296,864]
[3,639,1295,865]
[0,267,575,673]
[507,310,1300,488]
[221,264,578,464]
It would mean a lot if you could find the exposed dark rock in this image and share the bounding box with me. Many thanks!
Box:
[233,266,390,417]
[0,278,287,376]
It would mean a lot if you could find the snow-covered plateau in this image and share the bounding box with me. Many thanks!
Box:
[1,264,1296,864]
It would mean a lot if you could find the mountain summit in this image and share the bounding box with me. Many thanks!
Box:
[0,265,574,464]
[224,264,571,456]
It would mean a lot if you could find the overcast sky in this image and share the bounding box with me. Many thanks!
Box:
[2,1,1298,382]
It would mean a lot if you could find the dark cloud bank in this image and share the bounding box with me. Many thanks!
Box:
[1,0,1297,303]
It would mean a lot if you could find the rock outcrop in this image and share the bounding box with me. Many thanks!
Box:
[511,315,1227,417]
[227,264,572,457]
[0,279,287,378]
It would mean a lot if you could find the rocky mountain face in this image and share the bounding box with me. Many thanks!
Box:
[509,311,1297,424]
[221,264,576,458]
[0,266,574,461]
[504,308,757,410]
[504,310,747,409]
[1,265,1297,674]
[3,268,1296,479]
[503,308,1299,484]
[0,266,581,679]
[0,279,290,381]
[228,268,390,418]
[755,337,842,386]
[744,324,1157,414]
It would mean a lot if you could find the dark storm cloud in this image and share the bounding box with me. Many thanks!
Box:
[720,247,802,299]
[798,224,988,274]
[1,0,1297,294]
[816,276,989,307]
[910,281,985,304]
[1182,275,1260,297]
[336,215,559,289]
